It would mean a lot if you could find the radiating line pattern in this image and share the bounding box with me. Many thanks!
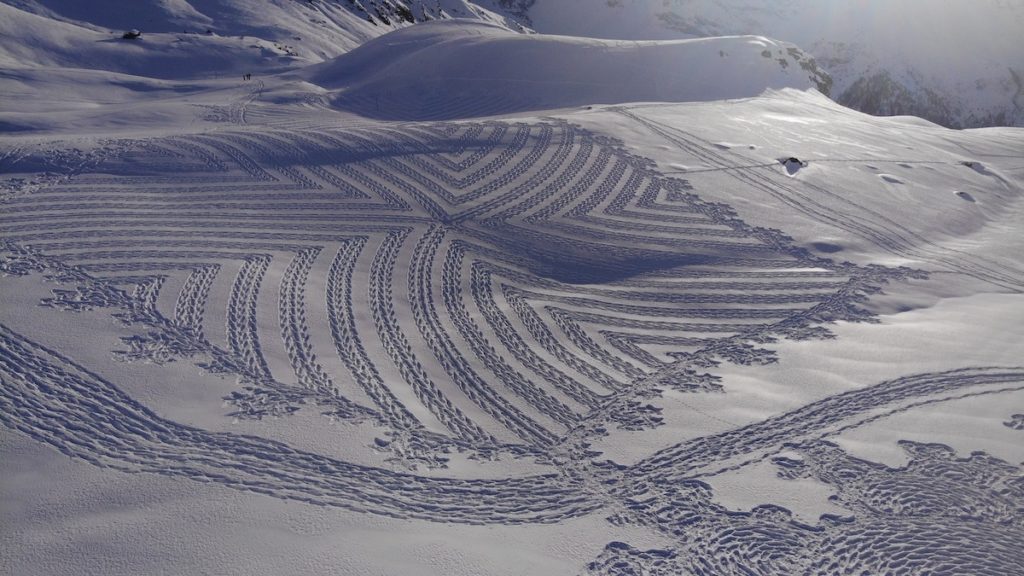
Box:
[2,118,1018,574]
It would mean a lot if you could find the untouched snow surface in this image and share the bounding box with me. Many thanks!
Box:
[2,13,1024,576]
[306,21,829,119]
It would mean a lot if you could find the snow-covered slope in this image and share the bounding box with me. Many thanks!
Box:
[520,0,1024,128]
[306,20,831,119]
[5,0,529,62]
[0,3,301,77]
[2,12,1023,576]
[10,0,1020,128]
[0,2,527,132]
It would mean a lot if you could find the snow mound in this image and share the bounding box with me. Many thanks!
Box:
[306,20,828,120]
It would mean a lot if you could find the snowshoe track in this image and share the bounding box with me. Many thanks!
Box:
[2,116,1018,574]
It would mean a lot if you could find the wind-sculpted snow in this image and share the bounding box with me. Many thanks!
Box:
[1,117,1019,573]
[308,21,824,121]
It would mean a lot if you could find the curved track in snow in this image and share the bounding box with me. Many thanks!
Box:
[2,114,1020,574]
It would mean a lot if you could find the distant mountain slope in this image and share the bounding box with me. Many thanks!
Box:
[306,19,831,120]
[0,3,300,77]
[516,0,1024,128]
[3,0,529,62]
[7,0,1020,128]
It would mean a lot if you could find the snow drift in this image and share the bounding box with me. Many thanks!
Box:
[306,20,831,120]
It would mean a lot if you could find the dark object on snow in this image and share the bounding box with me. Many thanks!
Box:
[780,157,808,175]
[122,29,141,40]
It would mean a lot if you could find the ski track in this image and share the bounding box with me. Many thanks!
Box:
[613,107,1024,291]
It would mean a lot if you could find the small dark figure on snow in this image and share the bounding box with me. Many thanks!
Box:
[122,29,141,40]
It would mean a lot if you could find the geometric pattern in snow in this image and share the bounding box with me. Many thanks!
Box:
[3,119,1018,574]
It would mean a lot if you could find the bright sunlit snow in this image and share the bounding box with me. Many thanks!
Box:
[2,2,1023,575]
